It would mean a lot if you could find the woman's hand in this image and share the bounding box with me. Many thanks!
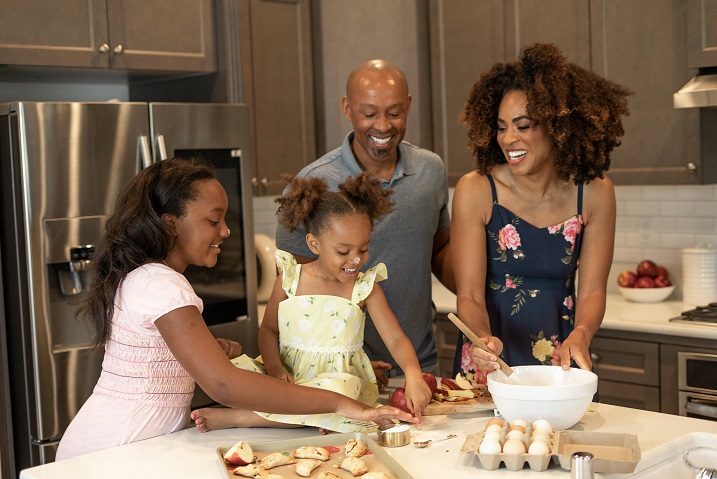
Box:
[403,376,432,421]
[216,338,242,359]
[558,328,592,370]
[470,336,504,372]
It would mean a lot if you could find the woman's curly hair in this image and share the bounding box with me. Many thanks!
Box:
[275,173,394,235]
[461,42,633,184]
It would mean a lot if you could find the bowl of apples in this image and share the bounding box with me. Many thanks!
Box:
[617,259,675,303]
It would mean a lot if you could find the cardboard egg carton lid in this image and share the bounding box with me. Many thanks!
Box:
[553,430,641,474]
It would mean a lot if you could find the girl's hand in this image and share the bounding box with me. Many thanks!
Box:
[336,401,420,427]
[470,336,504,372]
[270,369,295,384]
[404,376,432,421]
[216,338,242,359]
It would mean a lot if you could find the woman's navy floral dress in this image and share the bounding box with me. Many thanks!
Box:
[453,174,584,380]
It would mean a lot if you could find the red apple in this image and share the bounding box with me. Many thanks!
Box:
[224,440,254,466]
[636,260,659,279]
[654,275,672,288]
[657,265,669,279]
[390,387,411,413]
[617,270,637,288]
[634,276,656,288]
[422,372,437,396]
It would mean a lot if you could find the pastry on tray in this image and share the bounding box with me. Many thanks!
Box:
[336,456,369,476]
[345,438,368,457]
[317,472,340,479]
[295,458,322,477]
[260,452,296,469]
[294,446,331,461]
[232,463,266,477]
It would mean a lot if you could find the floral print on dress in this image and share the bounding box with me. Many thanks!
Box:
[530,331,562,365]
[562,294,575,325]
[548,215,583,264]
[489,274,540,315]
[489,217,525,262]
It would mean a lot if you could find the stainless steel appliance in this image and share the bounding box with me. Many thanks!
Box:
[0,102,259,475]
[677,350,717,421]
[670,304,717,327]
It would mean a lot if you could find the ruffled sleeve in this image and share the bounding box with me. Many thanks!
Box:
[353,263,388,302]
[275,249,300,296]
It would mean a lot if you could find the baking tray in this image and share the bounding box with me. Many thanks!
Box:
[217,432,414,479]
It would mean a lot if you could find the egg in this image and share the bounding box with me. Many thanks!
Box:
[502,438,526,454]
[530,430,552,445]
[528,440,551,455]
[510,419,528,428]
[486,418,505,429]
[485,423,503,435]
[478,437,502,454]
[533,419,554,434]
[508,424,525,434]
[483,431,503,443]
[505,429,525,442]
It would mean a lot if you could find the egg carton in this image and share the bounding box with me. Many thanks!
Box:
[461,421,555,472]
[462,429,641,474]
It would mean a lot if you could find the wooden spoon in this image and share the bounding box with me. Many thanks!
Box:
[447,313,514,377]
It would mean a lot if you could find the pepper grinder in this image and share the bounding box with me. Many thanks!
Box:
[571,451,595,479]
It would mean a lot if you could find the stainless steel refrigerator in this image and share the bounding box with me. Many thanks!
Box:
[0,102,260,475]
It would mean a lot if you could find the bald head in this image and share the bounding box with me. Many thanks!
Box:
[345,60,409,99]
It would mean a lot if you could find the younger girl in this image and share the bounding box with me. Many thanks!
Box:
[191,173,432,433]
[56,159,417,460]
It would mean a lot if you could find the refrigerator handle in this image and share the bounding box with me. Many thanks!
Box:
[155,134,168,162]
[137,135,152,170]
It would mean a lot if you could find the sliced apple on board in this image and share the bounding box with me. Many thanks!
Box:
[224,440,255,466]
[454,373,474,390]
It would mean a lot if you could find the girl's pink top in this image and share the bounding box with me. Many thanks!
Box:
[94,262,203,407]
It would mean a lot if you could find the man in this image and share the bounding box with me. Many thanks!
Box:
[275,59,454,384]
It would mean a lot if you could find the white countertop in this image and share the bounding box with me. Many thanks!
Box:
[431,281,717,340]
[19,393,717,479]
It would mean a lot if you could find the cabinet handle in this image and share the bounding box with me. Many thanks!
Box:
[686,162,698,173]
[98,43,110,53]
[590,353,599,363]
[113,44,124,55]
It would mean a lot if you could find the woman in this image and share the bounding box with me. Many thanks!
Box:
[452,43,632,378]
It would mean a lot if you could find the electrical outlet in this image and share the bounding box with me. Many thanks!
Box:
[637,218,654,246]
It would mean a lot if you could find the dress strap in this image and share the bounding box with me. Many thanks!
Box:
[577,183,584,215]
[275,249,300,297]
[352,263,388,303]
[486,173,499,203]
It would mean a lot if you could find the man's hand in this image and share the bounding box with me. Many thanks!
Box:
[371,360,392,390]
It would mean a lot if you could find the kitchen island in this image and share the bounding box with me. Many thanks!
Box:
[19,393,717,479]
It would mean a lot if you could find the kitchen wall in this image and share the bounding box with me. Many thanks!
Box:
[254,182,717,301]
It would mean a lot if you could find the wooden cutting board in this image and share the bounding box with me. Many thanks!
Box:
[422,386,495,416]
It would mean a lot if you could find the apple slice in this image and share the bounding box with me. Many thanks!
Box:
[224,440,254,466]
[454,373,474,390]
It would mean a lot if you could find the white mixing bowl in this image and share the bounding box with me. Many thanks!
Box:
[487,365,598,430]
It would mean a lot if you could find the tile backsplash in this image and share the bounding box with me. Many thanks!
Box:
[253,184,717,300]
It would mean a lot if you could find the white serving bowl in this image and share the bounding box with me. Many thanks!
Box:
[618,285,675,303]
[487,365,597,430]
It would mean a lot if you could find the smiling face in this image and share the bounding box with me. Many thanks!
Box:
[342,61,412,173]
[306,213,371,284]
[496,90,556,176]
[163,178,229,272]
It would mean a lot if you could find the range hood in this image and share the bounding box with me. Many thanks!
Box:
[674,69,717,109]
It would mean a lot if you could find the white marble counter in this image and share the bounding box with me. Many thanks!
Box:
[431,281,717,340]
[19,399,717,479]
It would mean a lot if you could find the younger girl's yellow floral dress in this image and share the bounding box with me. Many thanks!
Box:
[231,250,383,432]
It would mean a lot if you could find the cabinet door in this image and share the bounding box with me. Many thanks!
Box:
[687,0,717,67]
[0,0,110,68]
[591,0,702,185]
[106,0,215,72]
[239,0,315,196]
[429,0,505,185]
[591,336,660,386]
[504,0,591,69]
